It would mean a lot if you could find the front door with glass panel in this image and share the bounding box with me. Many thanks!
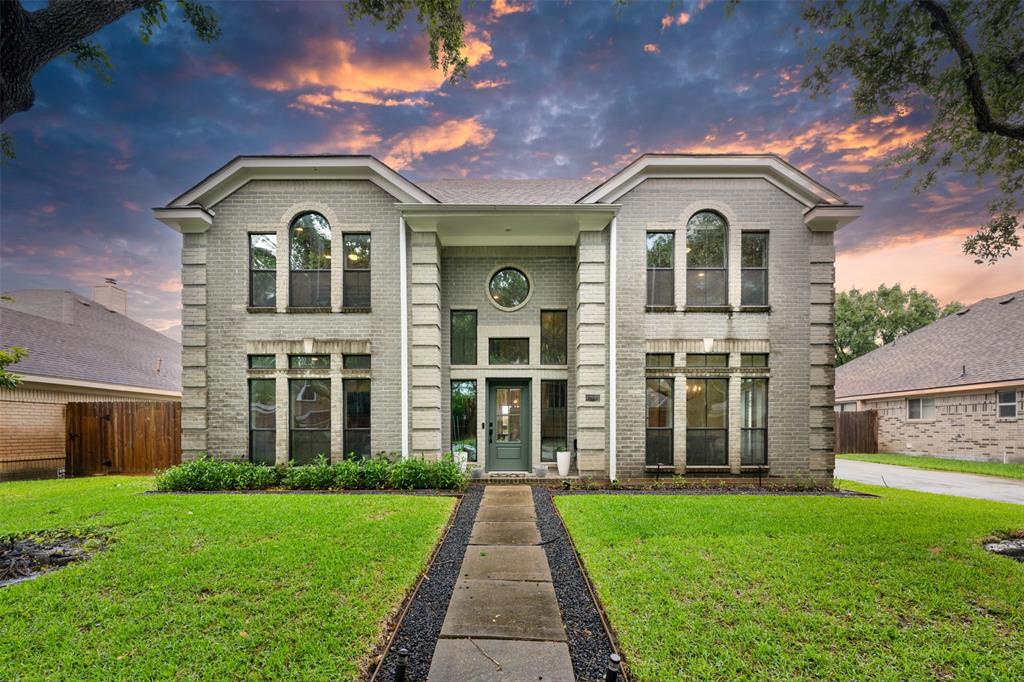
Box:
[487,380,531,472]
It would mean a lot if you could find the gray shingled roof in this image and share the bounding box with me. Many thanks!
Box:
[0,290,181,393]
[416,179,596,205]
[835,289,1024,398]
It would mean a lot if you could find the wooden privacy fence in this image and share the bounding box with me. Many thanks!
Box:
[66,401,181,476]
[835,410,878,454]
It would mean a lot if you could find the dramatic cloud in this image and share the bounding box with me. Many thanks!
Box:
[490,0,532,20]
[643,43,660,54]
[383,116,496,169]
[661,12,691,29]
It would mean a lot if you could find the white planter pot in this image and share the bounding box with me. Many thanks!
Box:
[556,451,571,477]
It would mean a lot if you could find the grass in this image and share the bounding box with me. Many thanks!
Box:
[0,477,454,680]
[838,452,1024,480]
[556,485,1024,681]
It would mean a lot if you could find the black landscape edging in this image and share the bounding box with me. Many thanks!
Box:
[370,484,483,681]
[533,487,622,682]
[553,487,876,498]
[144,488,462,497]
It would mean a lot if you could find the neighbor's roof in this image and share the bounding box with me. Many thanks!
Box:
[0,289,181,394]
[835,290,1024,399]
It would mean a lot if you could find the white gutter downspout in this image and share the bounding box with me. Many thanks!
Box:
[399,216,409,459]
[608,216,618,482]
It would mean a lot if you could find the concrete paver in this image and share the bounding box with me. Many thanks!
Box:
[427,639,574,682]
[476,505,537,522]
[460,545,552,582]
[440,579,567,641]
[469,521,542,546]
[836,459,1024,505]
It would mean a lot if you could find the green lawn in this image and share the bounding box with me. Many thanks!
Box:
[0,477,454,680]
[839,452,1024,480]
[556,486,1024,681]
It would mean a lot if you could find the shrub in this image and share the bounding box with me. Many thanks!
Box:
[282,455,335,490]
[390,457,432,490]
[431,454,466,490]
[361,457,392,489]
[155,456,280,491]
[332,459,363,489]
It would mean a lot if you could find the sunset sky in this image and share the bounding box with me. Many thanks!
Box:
[1,0,1020,340]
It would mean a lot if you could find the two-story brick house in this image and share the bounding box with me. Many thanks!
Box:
[154,154,860,482]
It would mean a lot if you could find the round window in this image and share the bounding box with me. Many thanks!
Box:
[488,268,530,310]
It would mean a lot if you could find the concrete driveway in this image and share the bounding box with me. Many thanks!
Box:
[835,459,1024,505]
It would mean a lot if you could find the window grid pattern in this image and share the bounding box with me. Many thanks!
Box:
[344,379,371,459]
[646,232,674,307]
[686,211,728,306]
[686,378,728,465]
[646,377,673,466]
[741,232,768,306]
[289,212,331,308]
[741,378,768,465]
[343,233,371,309]
[249,379,276,465]
[249,233,276,308]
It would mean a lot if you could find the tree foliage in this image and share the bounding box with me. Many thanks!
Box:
[0,346,29,390]
[799,0,1024,264]
[835,284,963,365]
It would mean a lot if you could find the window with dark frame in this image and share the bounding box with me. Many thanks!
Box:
[451,310,477,365]
[451,380,477,462]
[741,232,768,306]
[686,211,728,306]
[343,233,371,309]
[249,378,276,465]
[686,378,728,465]
[997,390,1017,419]
[540,310,567,365]
[646,377,673,465]
[541,380,568,462]
[249,233,277,307]
[741,378,768,465]
[289,378,330,465]
[646,353,673,368]
[344,379,371,459]
[489,338,529,365]
[686,353,728,367]
[289,355,330,369]
[646,232,674,307]
[343,354,371,370]
[740,353,768,367]
[249,355,276,369]
[289,212,331,308]
[907,397,936,420]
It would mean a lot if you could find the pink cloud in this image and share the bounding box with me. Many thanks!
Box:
[643,43,660,54]
[383,116,496,169]
[472,78,510,89]
[490,0,531,20]
[122,200,143,213]
[662,12,691,29]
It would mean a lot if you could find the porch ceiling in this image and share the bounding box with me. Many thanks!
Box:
[398,204,618,246]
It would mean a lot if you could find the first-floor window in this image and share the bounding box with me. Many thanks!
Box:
[835,402,857,412]
[249,379,276,465]
[997,390,1018,419]
[907,397,936,420]
[344,379,370,459]
[686,378,728,465]
[741,378,767,465]
[343,354,371,370]
[290,379,330,464]
[541,380,568,462]
[451,380,477,462]
[646,378,673,465]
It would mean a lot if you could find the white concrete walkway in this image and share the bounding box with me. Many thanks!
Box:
[836,459,1024,505]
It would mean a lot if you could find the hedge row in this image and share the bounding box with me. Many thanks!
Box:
[154,455,466,492]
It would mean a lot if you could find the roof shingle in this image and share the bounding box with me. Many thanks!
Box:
[416,179,596,205]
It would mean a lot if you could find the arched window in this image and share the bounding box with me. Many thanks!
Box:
[289,212,331,308]
[686,211,728,306]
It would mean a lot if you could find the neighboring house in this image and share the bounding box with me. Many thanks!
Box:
[154,154,861,482]
[835,290,1024,463]
[0,286,182,480]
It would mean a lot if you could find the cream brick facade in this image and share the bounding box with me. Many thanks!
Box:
[157,154,857,482]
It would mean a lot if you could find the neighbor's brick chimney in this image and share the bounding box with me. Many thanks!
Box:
[92,278,127,315]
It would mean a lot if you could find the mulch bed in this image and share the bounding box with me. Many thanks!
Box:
[369,485,483,681]
[533,487,622,682]
[1,531,109,588]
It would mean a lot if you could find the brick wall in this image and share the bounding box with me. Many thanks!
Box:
[865,388,1024,463]
[614,178,834,481]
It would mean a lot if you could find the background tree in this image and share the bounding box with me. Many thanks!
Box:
[799,0,1024,264]
[0,346,28,390]
[835,283,963,365]
[0,0,467,155]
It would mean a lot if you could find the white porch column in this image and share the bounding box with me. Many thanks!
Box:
[399,217,410,459]
[609,217,618,482]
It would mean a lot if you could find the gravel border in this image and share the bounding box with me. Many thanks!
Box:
[370,485,483,681]
[533,487,619,682]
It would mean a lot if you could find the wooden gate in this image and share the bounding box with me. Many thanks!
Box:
[835,410,878,454]
[66,402,181,476]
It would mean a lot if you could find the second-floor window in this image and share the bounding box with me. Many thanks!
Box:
[290,212,331,308]
[451,310,477,365]
[249,234,276,307]
[541,310,567,364]
[686,211,727,306]
[646,232,674,307]
[741,232,768,306]
[343,233,371,308]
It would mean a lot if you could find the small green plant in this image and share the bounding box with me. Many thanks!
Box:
[332,459,363,489]
[431,454,466,490]
[361,458,392,489]
[282,455,335,489]
[390,457,432,490]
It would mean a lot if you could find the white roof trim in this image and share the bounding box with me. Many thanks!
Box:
[153,206,215,234]
[579,155,846,208]
[166,156,437,209]
[803,204,864,232]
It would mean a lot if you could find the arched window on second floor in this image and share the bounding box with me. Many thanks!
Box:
[686,210,728,306]
[289,212,331,308]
